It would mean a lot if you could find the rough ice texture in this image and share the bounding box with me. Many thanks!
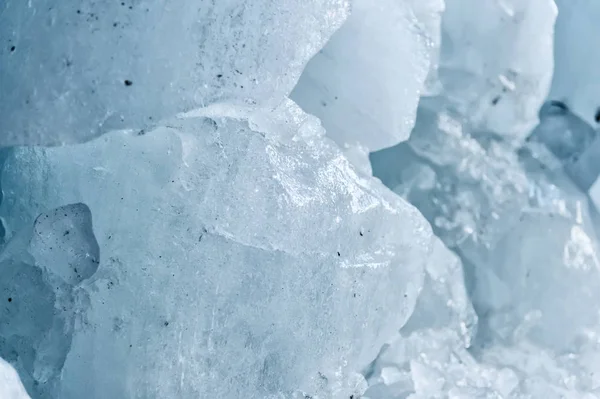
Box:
[0,0,348,147]
[546,0,600,208]
[0,357,30,399]
[371,105,600,397]
[529,101,600,191]
[291,0,443,152]
[0,106,434,398]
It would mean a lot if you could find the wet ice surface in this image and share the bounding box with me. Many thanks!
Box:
[3,0,600,398]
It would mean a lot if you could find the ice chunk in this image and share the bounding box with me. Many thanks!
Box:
[472,203,600,351]
[400,240,476,345]
[0,0,348,147]
[29,204,100,285]
[369,0,557,253]
[0,357,30,399]
[549,0,600,127]
[372,104,530,255]
[438,0,556,139]
[291,0,443,152]
[0,108,433,398]
[0,203,98,399]
[371,121,600,397]
[363,239,477,398]
[368,1,600,395]
[540,0,600,206]
[528,101,600,192]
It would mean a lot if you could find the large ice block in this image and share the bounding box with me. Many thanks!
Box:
[549,0,600,127]
[0,106,433,398]
[0,0,348,147]
[0,357,30,399]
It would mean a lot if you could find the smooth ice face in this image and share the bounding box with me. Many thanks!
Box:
[0,0,348,147]
[0,108,433,398]
[291,0,443,152]
[438,0,556,139]
[368,0,600,396]
[0,357,30,399]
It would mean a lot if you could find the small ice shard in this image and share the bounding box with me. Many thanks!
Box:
[291,0,443,152]
[0,106,433,398]
[0,0,349,147]
[0,357,31,399]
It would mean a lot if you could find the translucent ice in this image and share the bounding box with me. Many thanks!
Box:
[368,0,600,396]
[0,203,98,398]
[291,0,443,152]
[549,0,600,127]
[0,0,348,147]
[544,0,600,207]
[4,0,600,397]
[528,101,600,191]
[1,106,434,398]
